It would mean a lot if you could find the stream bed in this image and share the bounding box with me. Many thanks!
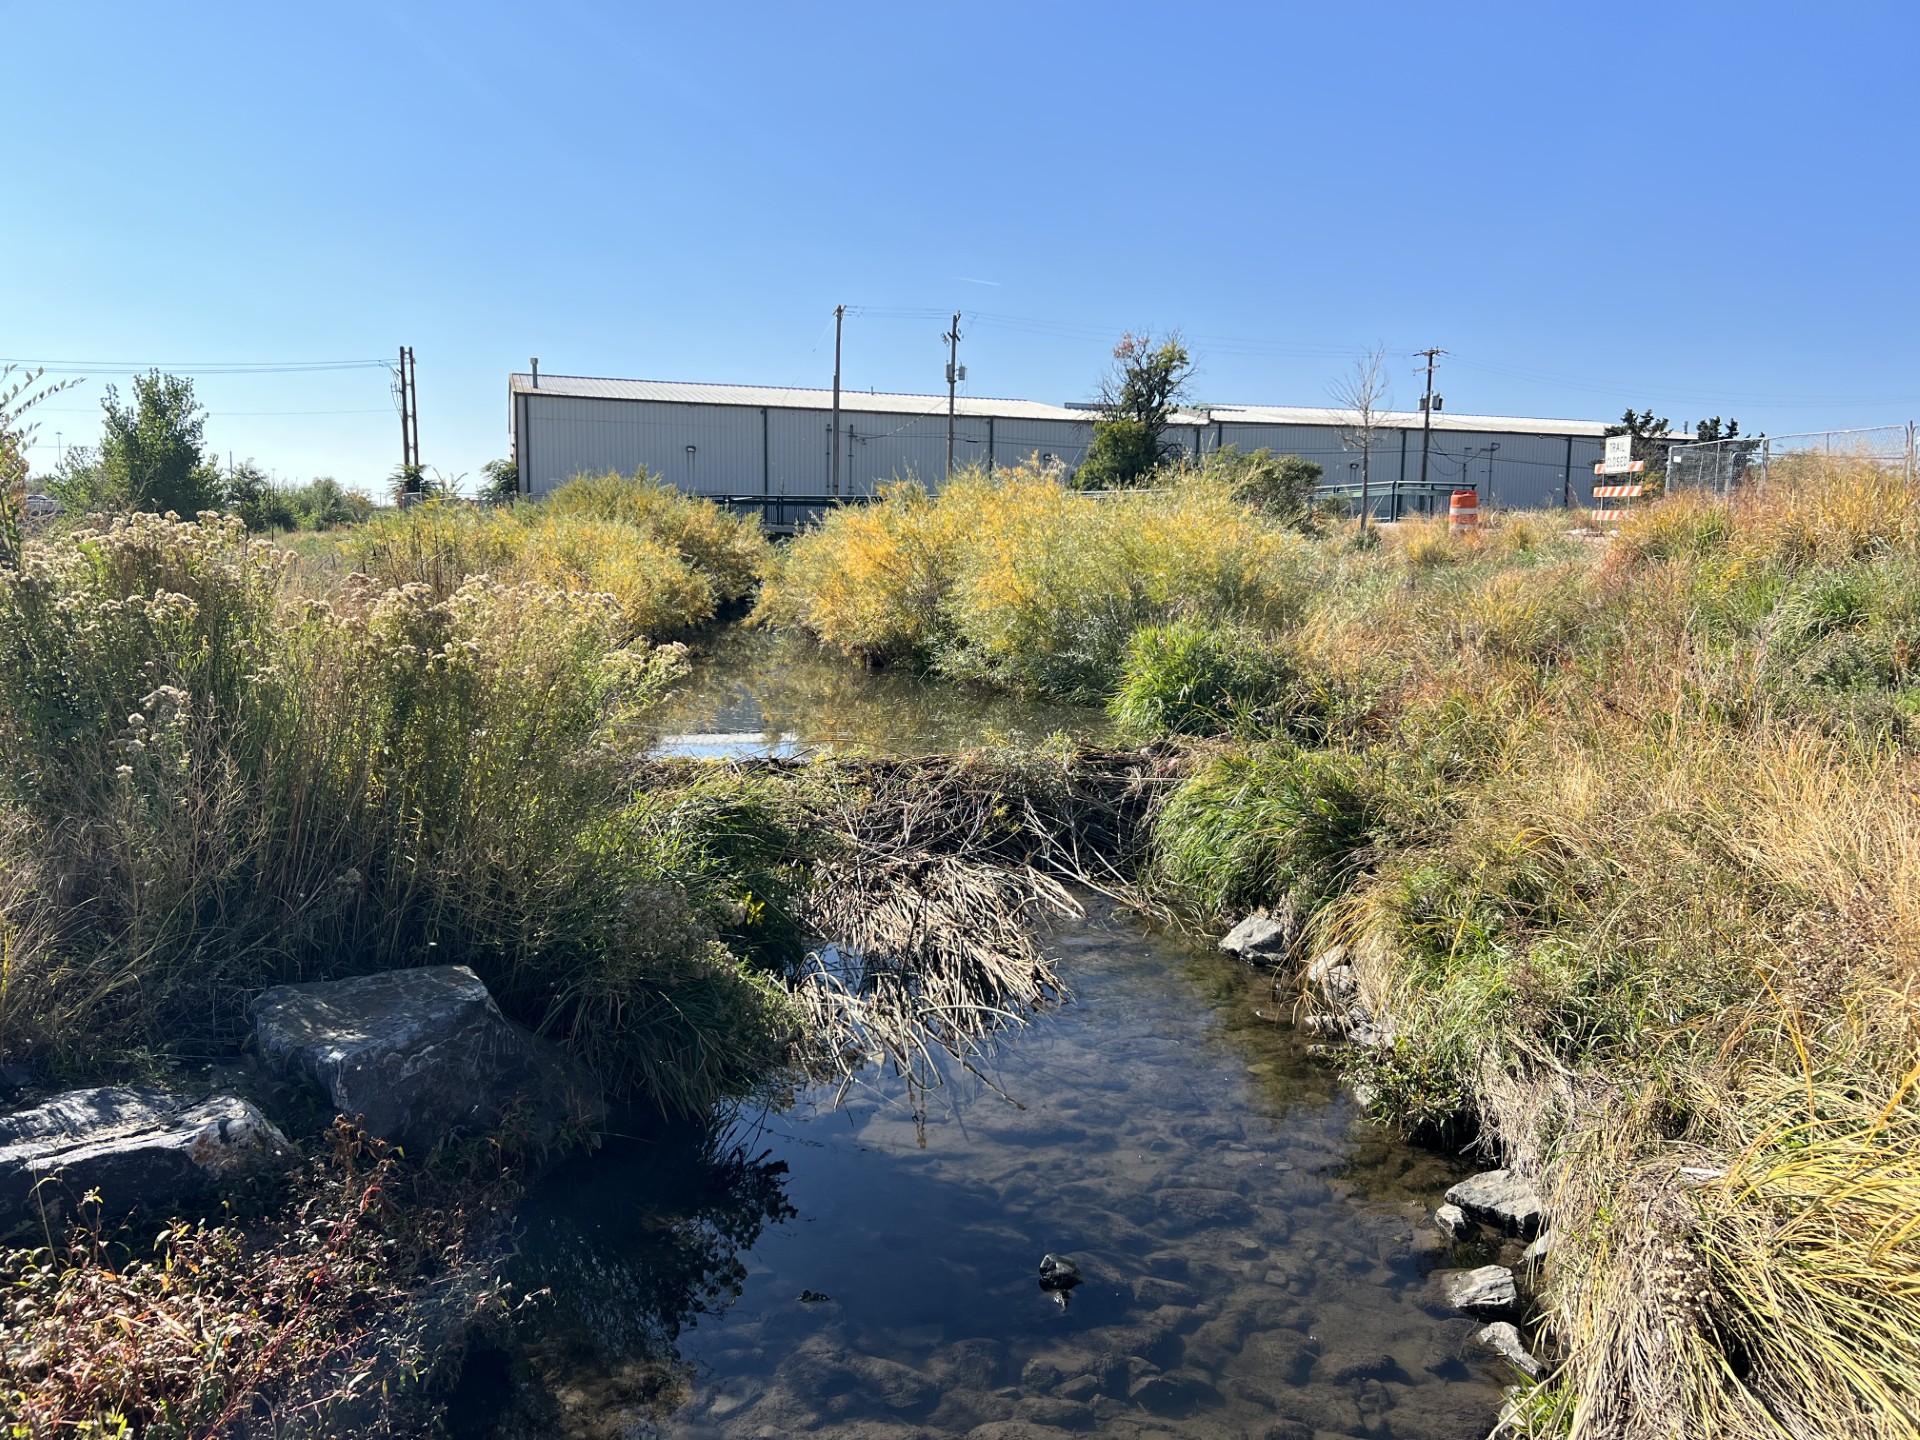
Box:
[455,900,1506,1440]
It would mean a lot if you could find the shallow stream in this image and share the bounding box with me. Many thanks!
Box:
[653,629,1113,758]
[456,901,1505,1440]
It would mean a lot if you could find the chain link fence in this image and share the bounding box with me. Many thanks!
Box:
[1667,424,1917,495]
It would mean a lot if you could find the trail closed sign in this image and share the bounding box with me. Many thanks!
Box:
[1602,434,1635,474]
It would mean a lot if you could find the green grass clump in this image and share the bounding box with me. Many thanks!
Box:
[1108,619,1296,740]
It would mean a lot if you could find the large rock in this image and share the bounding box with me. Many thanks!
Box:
[1476,1320,1544,1379]
[1219,906,1297,964]
[1439,1264,1518,1319]
[1444,1169,1545,1239]
[1304,945,1357,1002]
[0,1086,289,1230]
[250,966,603,1152]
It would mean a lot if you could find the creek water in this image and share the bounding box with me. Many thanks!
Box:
[455,899,1507,1440]
[653,629,1113,758]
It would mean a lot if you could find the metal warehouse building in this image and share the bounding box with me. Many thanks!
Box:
[508,372,1610,518]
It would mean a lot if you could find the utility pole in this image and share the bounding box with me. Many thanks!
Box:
[943,311,963,482]
[830,306,844,500]
[1415,346,1445,521]
[396,345,420,487]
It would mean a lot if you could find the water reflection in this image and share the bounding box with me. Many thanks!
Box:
[653,628,1113,758]
[463,902,1504,1440]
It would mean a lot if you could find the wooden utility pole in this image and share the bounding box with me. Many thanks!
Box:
[830,306,844,500]
[396,345,420,478]
[944,311,963,482]
[1415,346,1444,520]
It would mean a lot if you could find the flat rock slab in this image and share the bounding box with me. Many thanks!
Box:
[1440,1264,1518,1318]
[250,965,603,1152]
[0,1087,289,1231]
[1444,1168,1545,1238]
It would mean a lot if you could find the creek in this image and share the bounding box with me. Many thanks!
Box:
[452,897,1506,1440]
[652,628,1113,758]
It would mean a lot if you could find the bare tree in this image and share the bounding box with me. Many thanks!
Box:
[1330,347,1392,529]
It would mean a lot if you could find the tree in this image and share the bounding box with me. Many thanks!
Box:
[387,463,457,504]
[1075,332,1194,489]
[225,459,298,531]
[1606,408,1674,482]
[1205,446,1323,526]
[51,370,223,515]
[1329,347,1392,528]
[479,457,520,506]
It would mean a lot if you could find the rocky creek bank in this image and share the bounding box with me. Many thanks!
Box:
[1222,908,1554,1398]
[0,964,602,1237]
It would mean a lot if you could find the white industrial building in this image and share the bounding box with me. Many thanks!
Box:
[508,372,1610,521]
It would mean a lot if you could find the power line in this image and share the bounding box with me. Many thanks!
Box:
[0,357,392,376]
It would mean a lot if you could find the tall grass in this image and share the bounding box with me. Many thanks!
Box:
[1104,461,1920,1439]
[350,470,768,641]
[0,513,793,1113]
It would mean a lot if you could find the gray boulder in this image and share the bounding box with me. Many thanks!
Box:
[250,965,603,1152]
[1219,906,1296,964]
[0,1087,290,1231]
[1434,1202,1478,1241]
[1304,945,1357,1001]
[1476,1320,1543,1379]
[1440,1264,1518,1319]
[1444,1168,1545,1239]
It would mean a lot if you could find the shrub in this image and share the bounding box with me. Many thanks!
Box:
[752,480,966,666]
[759,463,1309,702]
[349,475,769,642]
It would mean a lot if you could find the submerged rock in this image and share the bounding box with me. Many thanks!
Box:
[250,965,604,1152]
[1219,907,1296,964]
[0,1086,290,1230]
[1476,1320,1544,1379]
[1440,1264,1519,1318]
[1038,1253,1083,1291]
[1444,1168,1545,1239]
[1434,1202,1478,1241]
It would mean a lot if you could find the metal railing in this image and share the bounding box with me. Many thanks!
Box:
[1667,424,1918,495]
[722,493,875,530]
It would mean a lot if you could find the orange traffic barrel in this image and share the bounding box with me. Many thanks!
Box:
[1449,488,1480,533]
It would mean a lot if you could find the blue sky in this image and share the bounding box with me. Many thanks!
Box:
[8,1,1916,492]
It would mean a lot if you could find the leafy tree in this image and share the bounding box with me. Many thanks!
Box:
[1204,446,1323,526]
[388,462,457,505]
[1076,332,1194,490]
[479,457,520,506]
[1606,408,1673,480]
[225,459,296,531]
[51,370,223,515]
[287,477,373,529]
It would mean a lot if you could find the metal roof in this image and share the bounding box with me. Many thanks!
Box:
[1203,404,1611,438]
[509,374,1609,437]
[510,374,1091,423]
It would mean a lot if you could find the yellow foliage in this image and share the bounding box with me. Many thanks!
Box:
[347,472,769,640]
[757,463,1308,698]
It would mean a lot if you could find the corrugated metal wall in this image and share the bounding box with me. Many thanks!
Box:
[517,394,1605,511]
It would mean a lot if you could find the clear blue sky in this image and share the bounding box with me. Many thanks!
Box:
[9,1,1917,492]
